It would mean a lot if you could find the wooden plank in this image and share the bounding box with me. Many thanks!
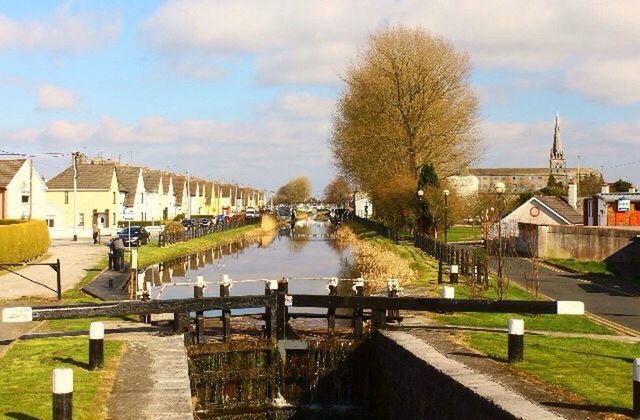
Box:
[29,295,275,320]
[290,295,562,314]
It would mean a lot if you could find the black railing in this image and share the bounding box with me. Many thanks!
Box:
[158,218,259,247]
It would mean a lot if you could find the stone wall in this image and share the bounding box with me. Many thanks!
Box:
[519,223,640,262]
[371,331,559,419]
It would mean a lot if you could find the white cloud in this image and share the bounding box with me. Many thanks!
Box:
[0,6,121,52]
[566,57,640,105]
[269,92,335,119]
[36,84,77,110]
[142,1,640,102]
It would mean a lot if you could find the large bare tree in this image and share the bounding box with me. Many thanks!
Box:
[323,176,352,206]
[331,26,480,222]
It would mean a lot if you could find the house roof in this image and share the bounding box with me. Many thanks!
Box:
[0,159,26,188]
[47,163,118,190]
[535,195,583,224]
[115,167,141,207]
[142,170,163,193]
[173,176,186,203]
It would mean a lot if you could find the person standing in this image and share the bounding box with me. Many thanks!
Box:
[113,235,125,271]
[92,211,99,244]
[108,237,116,270]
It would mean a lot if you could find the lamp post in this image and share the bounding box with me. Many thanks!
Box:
[443,189,450,244]
[494,181,506,297]
[417,189,424,236]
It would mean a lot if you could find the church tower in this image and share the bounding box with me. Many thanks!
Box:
[550,112,566,173]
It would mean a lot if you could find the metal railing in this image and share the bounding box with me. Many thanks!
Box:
[158,218,259,247]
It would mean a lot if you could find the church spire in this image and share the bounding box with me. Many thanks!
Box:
[550,112,566,172]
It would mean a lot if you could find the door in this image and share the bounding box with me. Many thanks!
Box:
[97,213,107,229]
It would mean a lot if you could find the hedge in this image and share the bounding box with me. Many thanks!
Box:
[0,219,50,264]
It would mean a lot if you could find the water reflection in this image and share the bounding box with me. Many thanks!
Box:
[144,219,350,303]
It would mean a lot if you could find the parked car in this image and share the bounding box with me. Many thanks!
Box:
[245,207,260,219]
[118,226,150,246]
[215,214,229,224]
[181,219,198,229]
[199,218,212,228]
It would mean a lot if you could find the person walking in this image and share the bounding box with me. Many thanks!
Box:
[92,221,99,244]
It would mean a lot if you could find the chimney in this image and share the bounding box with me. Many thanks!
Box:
[601,183,610,194]
[568,182,577,209]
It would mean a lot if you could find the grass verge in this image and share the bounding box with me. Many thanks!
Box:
[0,337,124,419]
[137,224,258,267]
[462,331,639,414]
[446,225,483,242]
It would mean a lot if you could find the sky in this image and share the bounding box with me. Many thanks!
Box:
[1,0,639,194]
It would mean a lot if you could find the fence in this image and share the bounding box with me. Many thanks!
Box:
[158,218,259,247]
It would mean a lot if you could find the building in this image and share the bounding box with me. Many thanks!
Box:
[353,192,373,218]
[46,162,125,232]
[448,114,599,195]
[0,159,52,221]
[584,184,640,227]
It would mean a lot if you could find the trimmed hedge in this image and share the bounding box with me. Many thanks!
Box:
[0,219,50,264]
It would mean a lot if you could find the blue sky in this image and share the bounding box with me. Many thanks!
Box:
[1,1,639,193]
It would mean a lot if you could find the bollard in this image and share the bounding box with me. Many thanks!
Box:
[449,264,459,284]
[52,368,73,420]
[220,274,232,342]
[507,319,524,363]
[353,278,364,339]
[327,278,338,335]
[441,286,455,299]
[89,321,104,370]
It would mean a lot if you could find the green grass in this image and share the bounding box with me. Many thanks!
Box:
[60,256,108,303]
[463,331,639,413]
[137,224,257,267]
[39,316,138,333]
[0,337,124,419]
[446,225,483,242]
[547,258,613,276]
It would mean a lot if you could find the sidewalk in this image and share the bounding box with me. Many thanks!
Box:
[0,239,106,300]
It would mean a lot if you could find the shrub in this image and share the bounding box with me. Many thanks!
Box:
[0,220,50,263]
[163,221,183,233]
[173,213,185,221]
[117,220,167,228]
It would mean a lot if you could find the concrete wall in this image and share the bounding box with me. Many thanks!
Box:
[519,223,640,262]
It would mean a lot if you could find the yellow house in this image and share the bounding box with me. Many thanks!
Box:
[46,163,125,234]
[0,159,53,221]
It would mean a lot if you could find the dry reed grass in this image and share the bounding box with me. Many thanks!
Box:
[335,225,416,293]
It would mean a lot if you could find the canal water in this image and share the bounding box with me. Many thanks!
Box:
[143,218,354,306]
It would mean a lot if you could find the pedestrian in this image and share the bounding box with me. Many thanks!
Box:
[108,237,116,270]
[92,221,99,244]
[113,235,125,271]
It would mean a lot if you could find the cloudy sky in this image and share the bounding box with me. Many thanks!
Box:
[1,1,639,193]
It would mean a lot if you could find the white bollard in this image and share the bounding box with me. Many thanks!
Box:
[507,319,524,362]
[441,286,455,299]
[52,368,73,420]
[89,321,104,370]
[633,358,640,415]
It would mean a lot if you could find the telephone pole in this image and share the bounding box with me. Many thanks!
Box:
[72,152,78,241]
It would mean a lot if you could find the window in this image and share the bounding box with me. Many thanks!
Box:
[113,213,116,225]
[64,191,69,204]
[79,213,85,226]
[141,193,144,204]
[21,195,29,204]
[113,192,116,204]
[46,218,54,228]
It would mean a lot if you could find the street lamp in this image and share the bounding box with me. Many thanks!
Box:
[443,189,450,244]
[494,181,506,298]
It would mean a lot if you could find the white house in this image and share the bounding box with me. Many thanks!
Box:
[0,159,55,221]
[353,192,373,218]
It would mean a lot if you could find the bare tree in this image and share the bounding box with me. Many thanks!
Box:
[275,176,311,204]
[331,25,480,223]
[323,176,353,206]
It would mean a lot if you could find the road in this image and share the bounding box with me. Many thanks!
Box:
[491,256,640,333]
